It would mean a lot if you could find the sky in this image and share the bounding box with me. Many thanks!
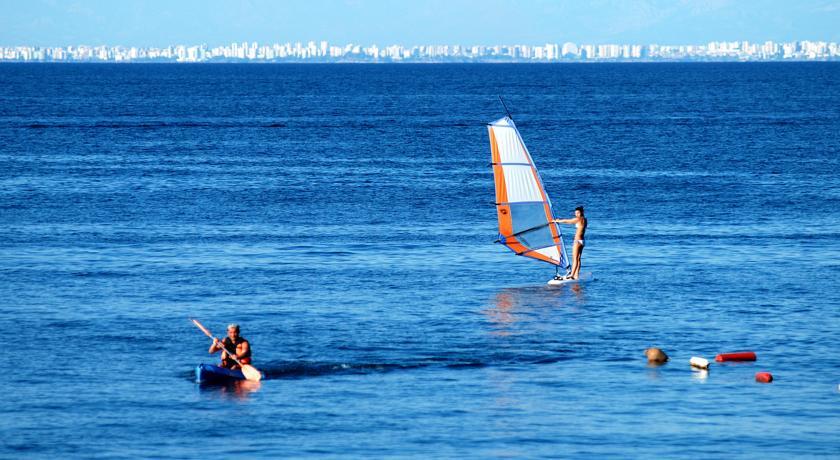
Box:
[1,0,839,47]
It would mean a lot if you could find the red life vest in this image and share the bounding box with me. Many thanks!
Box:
[220,336,251,367]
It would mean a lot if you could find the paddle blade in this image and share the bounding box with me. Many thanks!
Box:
[241,365,263,382]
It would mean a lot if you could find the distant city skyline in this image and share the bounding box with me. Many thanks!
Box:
[2,0,839,47]
[3,39,838,63]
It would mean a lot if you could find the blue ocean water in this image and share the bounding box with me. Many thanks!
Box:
[1,62,838,458]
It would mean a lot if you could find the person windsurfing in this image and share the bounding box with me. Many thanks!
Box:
[553,206,587,280]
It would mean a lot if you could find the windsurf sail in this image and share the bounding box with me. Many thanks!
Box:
[487,116,570,270]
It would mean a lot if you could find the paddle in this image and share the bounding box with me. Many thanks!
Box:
[191,318,262,381]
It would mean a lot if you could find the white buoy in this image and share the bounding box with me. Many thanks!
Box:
[690,357,710,369]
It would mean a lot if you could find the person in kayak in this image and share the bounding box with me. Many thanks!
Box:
[209,323,252,370]
[552,206,587,280]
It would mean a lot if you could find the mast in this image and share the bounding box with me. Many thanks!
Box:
[498,95,513,120]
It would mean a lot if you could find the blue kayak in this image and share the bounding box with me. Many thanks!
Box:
[195,363,246,384]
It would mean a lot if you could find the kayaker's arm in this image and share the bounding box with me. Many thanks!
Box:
[209,338,223,354]
[235,340,250,359]
[209,338,238,360]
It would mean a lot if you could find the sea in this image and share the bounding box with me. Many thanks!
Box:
[1,62,838,458]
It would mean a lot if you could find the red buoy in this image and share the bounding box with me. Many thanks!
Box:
[715,351,757,362]
[755,372,773,383]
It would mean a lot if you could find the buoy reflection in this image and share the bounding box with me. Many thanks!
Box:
[691,369,709,381]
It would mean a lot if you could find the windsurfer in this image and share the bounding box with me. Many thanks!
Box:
[209,323,252,370]
[552,206,587,280]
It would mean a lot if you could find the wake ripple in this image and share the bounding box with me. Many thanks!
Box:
[259,352,572,380]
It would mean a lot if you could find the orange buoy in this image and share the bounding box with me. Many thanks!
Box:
[755,372,773,383]
[644,347,669,364]
[715,351,757,362]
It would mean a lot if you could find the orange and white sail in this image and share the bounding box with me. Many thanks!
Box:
[487,116,570,269]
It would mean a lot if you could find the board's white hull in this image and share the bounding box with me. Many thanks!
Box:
[547,272,594,285]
